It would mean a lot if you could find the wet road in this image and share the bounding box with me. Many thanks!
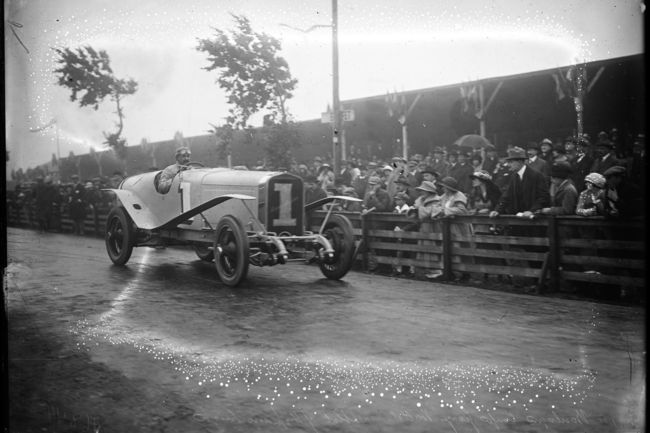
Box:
[6,227,645,432]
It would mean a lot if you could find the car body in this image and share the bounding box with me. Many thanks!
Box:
[104,165,360,286]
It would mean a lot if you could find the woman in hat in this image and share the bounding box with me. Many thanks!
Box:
[317,163,335,191]
[412,181,443,278]
[468,170,501,214]
[575,172,606,217]
[436,177,472,281]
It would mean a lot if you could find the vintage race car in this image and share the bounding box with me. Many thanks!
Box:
[104,163,360,286]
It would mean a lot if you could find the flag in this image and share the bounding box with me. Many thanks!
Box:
[29,118,56,132]
[460,85,479,116]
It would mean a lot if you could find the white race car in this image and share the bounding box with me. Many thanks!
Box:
[104,164,360,286]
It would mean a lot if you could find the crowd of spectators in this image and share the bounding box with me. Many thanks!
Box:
[267,130,645,224]
[6,172,124,233]
[8,130,645,234]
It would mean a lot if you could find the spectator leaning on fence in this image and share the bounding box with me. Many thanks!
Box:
[362,175,391,214]
[576,172,606,217]
[468,170,501,214]
[490,147,550,218]
[601,165,643,218]
[536,161,578,216]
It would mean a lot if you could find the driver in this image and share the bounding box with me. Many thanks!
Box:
[157,146,192,194]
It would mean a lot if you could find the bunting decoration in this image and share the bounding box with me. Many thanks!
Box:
[459,85,480,118]
[385,91,407,123]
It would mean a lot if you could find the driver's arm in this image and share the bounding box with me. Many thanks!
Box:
[156,165,180,194]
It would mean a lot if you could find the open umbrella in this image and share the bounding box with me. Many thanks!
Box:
[454,134,492,149]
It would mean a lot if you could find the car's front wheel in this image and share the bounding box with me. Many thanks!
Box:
[105,207,135,265]
[318,214,355,280]
[214,215,249,287]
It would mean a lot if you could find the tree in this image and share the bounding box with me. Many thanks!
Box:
[52,46,137,167]
[197,14,298,128]
[197,14,298,167]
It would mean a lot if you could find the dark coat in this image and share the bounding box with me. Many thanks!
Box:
[546,179,579,215]
[69,182,87,220]
[590,153,621,175]
[527,157,550,178]
[448,162,474,194]
[495,166,550,214]
[364,187,391,212]
[570,153,594,192]
[305,186,328,205]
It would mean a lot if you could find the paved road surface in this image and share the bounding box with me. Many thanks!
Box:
[6,228,645,432]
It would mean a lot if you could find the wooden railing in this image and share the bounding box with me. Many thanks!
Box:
[7,203,644,293]
[309,211,645,292]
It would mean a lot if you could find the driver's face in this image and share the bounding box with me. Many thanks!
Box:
[177,151,191,165]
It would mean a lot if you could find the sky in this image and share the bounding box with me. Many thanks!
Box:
[4,0,644,172]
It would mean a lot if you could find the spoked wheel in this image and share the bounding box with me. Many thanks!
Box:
[214,215,249,287]
[318,214,355,280]
[105,207,135,265]
[194,244,214,262]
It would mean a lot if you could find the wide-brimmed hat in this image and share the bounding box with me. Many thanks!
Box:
[505,147,527,160]
[367,175,382,185]
[438,176,460,192]
[550,161,572,179]
[415,180,438,193]
[470,170,492,181]
[584,172,606,188]
[420,166,440,177]
[603,165,627,178]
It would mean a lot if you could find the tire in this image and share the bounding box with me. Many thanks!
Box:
[319,214,355,280]
[194,244,214,262]
[105,207,135,265]
[214,215,249,287]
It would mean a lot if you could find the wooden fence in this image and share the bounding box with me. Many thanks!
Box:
[7,203,644,293]
[309,211,645,293]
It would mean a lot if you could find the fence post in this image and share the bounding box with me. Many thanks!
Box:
[361,212,369,271]
[546,215,560,292]
[93,206,100,236]
[442,216,452,280]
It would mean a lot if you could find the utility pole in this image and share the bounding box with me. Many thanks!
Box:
[331,0,341,175]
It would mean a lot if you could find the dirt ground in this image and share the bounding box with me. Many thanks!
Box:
[4,227,645,433]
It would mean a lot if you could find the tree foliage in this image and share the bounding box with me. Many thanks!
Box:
[52,46,137,162]
[196,14,298,129]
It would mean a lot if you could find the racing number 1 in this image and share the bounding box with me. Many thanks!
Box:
[273,183,296,226]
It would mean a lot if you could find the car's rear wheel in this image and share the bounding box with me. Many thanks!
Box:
[214,215,249,287]
[105,207,135,265]
[194,244,214,262]
[319,214,355,280]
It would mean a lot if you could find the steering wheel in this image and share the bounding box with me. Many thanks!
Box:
[185,161,205,168]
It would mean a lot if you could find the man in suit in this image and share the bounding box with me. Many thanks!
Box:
[570,138,594,192]
[590,139,620,175]
[526,141,550,178]
[430,146,450,178]
[449,148,474,194]
[490,147,550,218]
